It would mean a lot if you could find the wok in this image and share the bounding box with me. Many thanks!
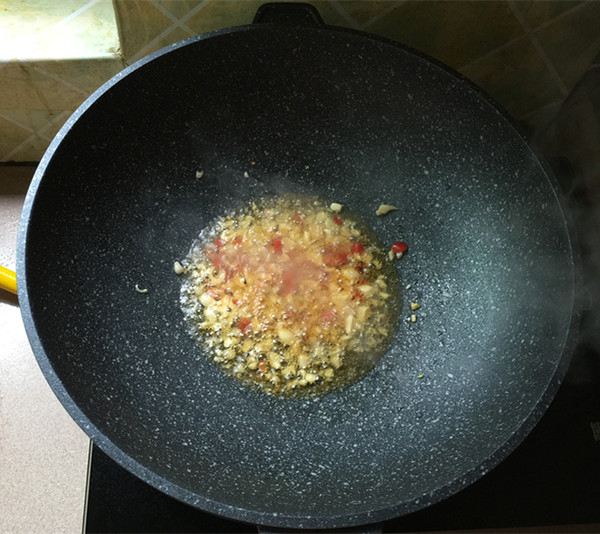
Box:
[17,3,580,529]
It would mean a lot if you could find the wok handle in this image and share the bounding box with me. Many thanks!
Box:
[0,265,17,294]
[253,2,324,27]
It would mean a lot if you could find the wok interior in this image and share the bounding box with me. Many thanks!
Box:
[22,26,577,527]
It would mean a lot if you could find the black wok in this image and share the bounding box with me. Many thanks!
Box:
[17,4,580,530]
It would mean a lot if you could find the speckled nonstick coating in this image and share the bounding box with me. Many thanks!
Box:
[17,18,580,531]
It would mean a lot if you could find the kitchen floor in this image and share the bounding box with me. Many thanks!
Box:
[0,165,90,533]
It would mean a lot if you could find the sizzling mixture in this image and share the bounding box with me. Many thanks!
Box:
[179,195,401,397]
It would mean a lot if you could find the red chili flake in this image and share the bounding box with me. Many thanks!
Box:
[322,309,337,323]
[273,237,283,253]
[281,269,297,294]
[210,253,224,271]
[333,214,342,226]
[258,360,267,375]
[232,236,243,247]
[322,249,349,267]
[214,237,226,248]
[351,242,364,254]
[224,267,237,282]
[391,241,408,254]
[232,298,240,306]
[351,289,364,302]
[292,212,303,225]
[238,317,252,334]
[358,278,367,285]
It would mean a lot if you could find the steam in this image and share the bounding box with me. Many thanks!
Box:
[534,62,600,382]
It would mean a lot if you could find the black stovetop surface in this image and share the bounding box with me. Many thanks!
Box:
[86,333,600,533]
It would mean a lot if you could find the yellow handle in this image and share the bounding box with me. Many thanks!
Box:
[0,265,17,294]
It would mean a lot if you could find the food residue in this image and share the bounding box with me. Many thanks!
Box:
[179,195,402,397]
[376,204,398,216]
[196,170,204,179]
[174,261,185,275]
[135,284,148,294]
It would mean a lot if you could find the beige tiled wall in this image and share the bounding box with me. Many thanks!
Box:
[0,0,124,162]
[1,0,600,162]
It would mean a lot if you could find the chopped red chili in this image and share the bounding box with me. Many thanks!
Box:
[238,317,252,334]
[391,241,408,254]
[351,242,364,254]
[351,289,364,302]
[273,237,283,253]
[322,309,337,323]
[214,237,226,248]
[322,248,349,267]
[333,214,342,226]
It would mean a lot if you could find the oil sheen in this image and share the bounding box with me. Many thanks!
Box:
[179,195,401,397]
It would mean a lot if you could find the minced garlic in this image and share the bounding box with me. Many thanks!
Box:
[180,195,401,397]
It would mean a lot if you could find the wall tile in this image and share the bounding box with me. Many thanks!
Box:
[365,0,525,69]
[183,0,355,32]
[2,133,52,162]
[0,57,123,113]
[0,110,64,138]
[511,0,583,29]
[0,56,123,161]
[1,0,119,61]
[0,115,30,160]
[0,61,86,111]
[534,1,600,91]
[130,26,195,62]
[32,58,125,95]
[185,1,265,34]
[335,1,404,27]
[156,0,208,21]
[459,36,564,120]
[114,0,173,61]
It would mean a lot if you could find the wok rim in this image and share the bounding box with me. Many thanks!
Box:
[16,21,583,529]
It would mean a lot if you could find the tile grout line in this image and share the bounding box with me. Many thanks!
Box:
[363,1,407,30]
[0,111,36,134]
[508,0,569,97]
[457,33,526,72]
[530,0,592,33]
[1,131,42,163]
[517,99,563,122]
[127,0,211,64]
[330,1,363,30]
[47,0,102,32]
[6,0,102,63]
[31,65,90,97]
[0,111,71,162]
[150,0,196,36]
[458,0,592,75]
